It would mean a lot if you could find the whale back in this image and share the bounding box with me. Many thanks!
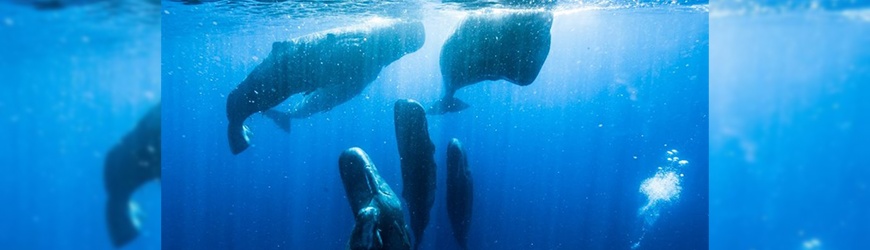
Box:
[288,18,424,67]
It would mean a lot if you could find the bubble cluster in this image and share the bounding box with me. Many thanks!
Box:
[632,149,690,248]
[640,172,681,204]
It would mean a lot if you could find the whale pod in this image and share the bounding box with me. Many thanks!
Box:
[393,99,437,249]
[432,10,553,114]
[104,103,161,247]
[226,18,425,154]
[339,147,412,250]
[446,138,473,249]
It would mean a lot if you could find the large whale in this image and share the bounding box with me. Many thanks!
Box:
[339,147,412,250]
[226,18,425,154]
[104,103,161,247]
[431,10,553,114]
[393,99,437,249]
[446,138,473,249]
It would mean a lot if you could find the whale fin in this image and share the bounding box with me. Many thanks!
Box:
[263,109,292,134]
[429,97,469,115]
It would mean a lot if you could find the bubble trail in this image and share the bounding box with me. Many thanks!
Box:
[631,149,688,249]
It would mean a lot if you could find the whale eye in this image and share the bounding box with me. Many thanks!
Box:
[242,125,253,143]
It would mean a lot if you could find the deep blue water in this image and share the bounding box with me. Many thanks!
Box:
[162,2,708,249]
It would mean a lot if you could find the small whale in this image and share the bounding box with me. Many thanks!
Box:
[104,103,161,247]
[431,10,553,114]
[446,138,473,249]
[339,147,412,250]
[393,99,437,249]
[226,18,425,154]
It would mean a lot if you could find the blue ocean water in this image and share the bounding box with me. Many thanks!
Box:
[0,1,161,249]
[162,1,707,249]
[710,4,870,250]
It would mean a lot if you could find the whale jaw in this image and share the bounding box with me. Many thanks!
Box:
[227,121,251,155]
[106,197,138,247]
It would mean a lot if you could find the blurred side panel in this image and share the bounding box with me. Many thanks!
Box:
[0,0,160,249]
[710,1,870,249]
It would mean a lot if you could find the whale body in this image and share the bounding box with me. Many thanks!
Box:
[432,10,553,114]
[446,138,473,249]
[339,147,412,250]
[226,18,425,154]
[393,99,437,249]
[104,103,161,247]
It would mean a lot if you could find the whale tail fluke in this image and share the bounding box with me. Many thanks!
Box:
[263,109,292,134]
[106,196,138,247]
[429,97,469,115]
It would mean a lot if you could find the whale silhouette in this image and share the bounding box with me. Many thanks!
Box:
[393,99,437,249]
[431,10,553,114]
[446,138,473,249]
[226,18,425,154]
[104,103,161,247]
[339,147,412,250]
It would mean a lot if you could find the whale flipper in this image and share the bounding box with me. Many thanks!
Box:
[104,103,161,247]
[429,97,470,115]
[263,109,292,133]
[447,138,473,249]
[394,99,437,249]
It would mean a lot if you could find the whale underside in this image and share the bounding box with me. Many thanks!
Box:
[104,103,161,247]
[226,18,425,154]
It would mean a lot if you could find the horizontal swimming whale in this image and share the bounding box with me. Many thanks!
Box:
[226,18,425,154]
[431,10,553,114]
[446,138,473,249]
[339,147,412,250]
[104,103,161,247]
[393,99,437,249]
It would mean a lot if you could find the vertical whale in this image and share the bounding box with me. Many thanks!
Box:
[226,18,425,154]
[339,147,412,250]
[104,103,161,247]
[393,99,437,249]
[431,10,553,114]
[446,138,473,249]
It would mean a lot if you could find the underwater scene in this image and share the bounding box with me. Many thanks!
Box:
[162,1,708,250]
[4,0,869,249]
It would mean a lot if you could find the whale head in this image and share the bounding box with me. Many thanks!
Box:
[372,20,425,63]
[339,148,382,212]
